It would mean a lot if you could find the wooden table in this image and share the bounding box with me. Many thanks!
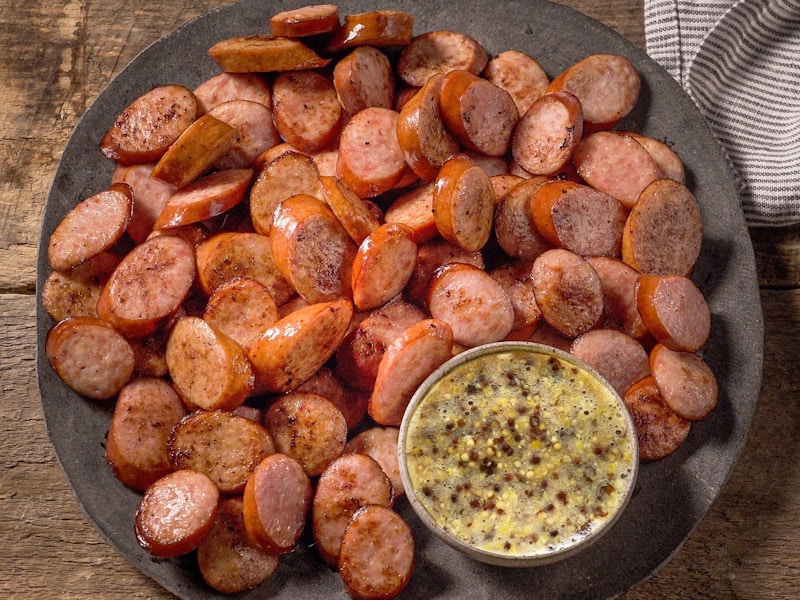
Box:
[2,1,798,598]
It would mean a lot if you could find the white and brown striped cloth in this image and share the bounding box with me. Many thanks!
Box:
[645,0,800,226]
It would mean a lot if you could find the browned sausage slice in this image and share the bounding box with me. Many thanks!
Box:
[344,427,403,497]
[369,318,454,426]
[207,100,281,169]
[248,299,353,394]
[194,72,272,114]
[167,409,273,494]
[438,70,519,157]
[273,70,342,153]
[325,10,414,53]
[531,248,604,338]
[586,256,649,342]
[41,251,122,322]
[208,35,331,72]
[352,223,418,311]
[96,235,195,339]
[397,30,488,87]
[197,497,279,594]
[650,344,718,421]
[203,277,278,352]
[269,4,340,37]
[47,183,133,272]
[339,505,414,600]
[297,366,370,431]
[530,180,627,257]
[334,45,395,114]
[166,317,255,411]
[270,194,357,303]
[319,175,381,245]
[134,469,219,558]
[106,377,187,491]
[264,392,348,477]
[403,239,484,309]
[547,53,640,131]
[121,164,176,244]
[396,73,460,182]
[623,376,690,461]
[622,178,703,276]
[493,176,551,261]
[242,453,312,556]
[312,453,394,567]
[337,107,408,198]
[433,155,496,251]
[570,329,651,396]
[635,275,711,352]
[511,91,583,175]
[626,132,686,184]
[153,168,253,229]
[100,85,198,165]
[427,263,515,347]
[573,131,661,210]
[384,182,438,243]
[490,260,542,338]
[483,50,551,116]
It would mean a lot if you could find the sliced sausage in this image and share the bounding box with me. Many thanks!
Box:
[167,409,274,494]
[197,497,279,594]
[208,35,331,72]
[264,392,348,477]
[635,275,711,352]
[337,107,408,198]
[433,155,495,251]
[128,308,183,378]
[490,174,526,200]
[626,132,686,184]
[150,113,237,189]
[570,329,650,396]
[96,235,195,339]
[269,4,340,37]
[47,183,133,272]
[528,319,574,352]
[397,30,488,87]
[134,469,219,558]
[493,176,551,261]
[623,376,691,461]
[325,10,414,53]
[166,316,255,411]
[319,175,381,245]
[459,149,508,178]
[272,70,342,153]
[312,453,394,567]
[153,168,252,229]
[490,260,542,338]
[100,85,198,165]
[296,366,370,431]
[531,248,604,338]
[248,299,353,394]
[339,506,414,600]
[384,182,438,243]
[530,180,627,257]
[622,178,703,276]
[121,164,176,244]
[483,49,550,116]
[369,318,454,426]
[41,251,122,322]
[403,239,484,309]
[270,194,357,303]
[106,377,187,492]
[547,53,640,131]
[396,73,460,181]
[334,45,395,114]
[438,69,519,157]
[344,427,403,497]
[650,344,718,421]
[207,100,281,169]
[195,231,295,305]
[586,256,649,342]
[511,91,583,175]
[572,131,661,210]
[194,72,272,114]
[203,277,278,352]
[335,298,426,392]
[352,223,418,311]
[427,262,515,347]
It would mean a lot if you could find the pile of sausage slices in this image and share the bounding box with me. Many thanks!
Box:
[42,4,719,597]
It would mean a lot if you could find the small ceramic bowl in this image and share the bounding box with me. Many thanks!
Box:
[398,341,639,568]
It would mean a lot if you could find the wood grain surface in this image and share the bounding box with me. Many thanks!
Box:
[2,1,799,598]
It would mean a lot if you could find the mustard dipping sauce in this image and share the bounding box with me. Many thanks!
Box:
[402,345,637,561]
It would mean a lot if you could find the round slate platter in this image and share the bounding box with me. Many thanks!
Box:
[36,0,765,598]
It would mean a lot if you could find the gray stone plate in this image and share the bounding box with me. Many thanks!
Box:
[36,0,764,598]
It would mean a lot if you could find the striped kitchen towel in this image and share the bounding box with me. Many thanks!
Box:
[645,0,800,226]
